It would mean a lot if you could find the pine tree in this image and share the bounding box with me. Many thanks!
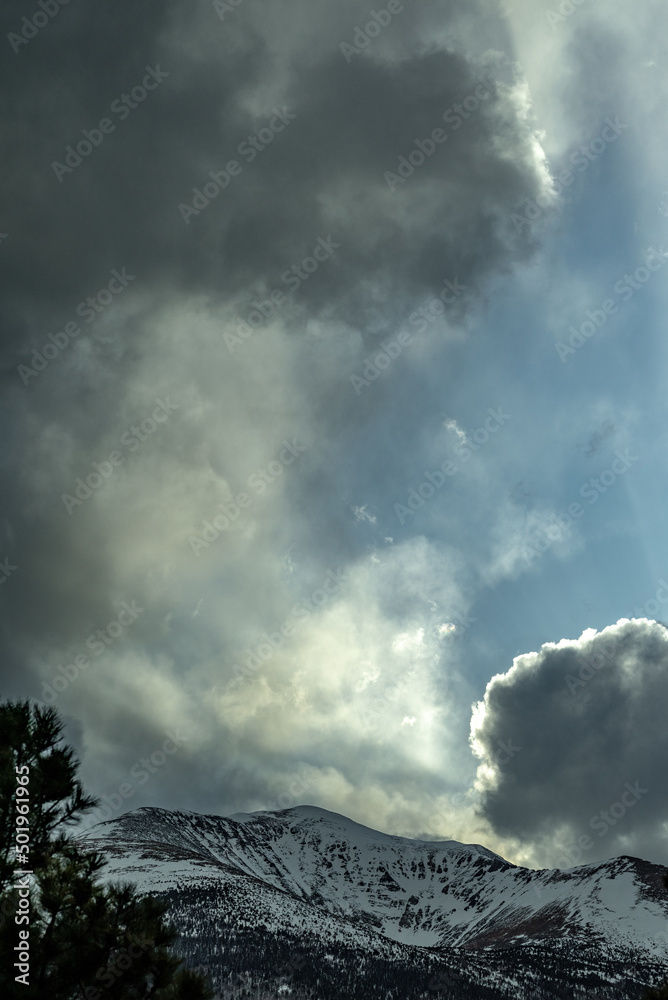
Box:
[0,699,97,893]
[0,699,213,999]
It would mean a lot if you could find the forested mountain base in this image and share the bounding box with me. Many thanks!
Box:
[164,887,667,1000]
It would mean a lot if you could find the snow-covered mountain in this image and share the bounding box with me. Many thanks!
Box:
[84,804,668,998]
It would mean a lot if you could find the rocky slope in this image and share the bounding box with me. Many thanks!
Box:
[83,804,668,998]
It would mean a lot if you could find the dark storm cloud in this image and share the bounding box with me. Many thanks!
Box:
[471,618,668,866]
[0,0,543,370]
[0,0,547,666]
[0,0,556,832]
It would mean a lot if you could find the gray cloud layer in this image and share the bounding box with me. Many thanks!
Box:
[1,5,545,697]
[6,0,662,866]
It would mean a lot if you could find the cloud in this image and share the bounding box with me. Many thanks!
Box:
[1,10,549,678]
[470,618,668,867]
[1,0,598,855]
[583,419,616,458]
[69,533,478,838]
[352,505,377,524]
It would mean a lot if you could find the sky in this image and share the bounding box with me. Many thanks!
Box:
[1,0,668,872]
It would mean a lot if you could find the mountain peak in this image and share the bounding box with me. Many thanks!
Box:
[83,803,668,997]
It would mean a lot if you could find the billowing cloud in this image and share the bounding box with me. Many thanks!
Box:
[470,618,668,867]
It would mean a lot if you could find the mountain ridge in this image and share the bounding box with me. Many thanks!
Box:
[83,803,668,998]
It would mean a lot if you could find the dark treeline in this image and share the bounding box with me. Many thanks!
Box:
[162,887,666,1000]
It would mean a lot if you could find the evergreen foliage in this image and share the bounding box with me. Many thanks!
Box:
[0,700,213,999]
